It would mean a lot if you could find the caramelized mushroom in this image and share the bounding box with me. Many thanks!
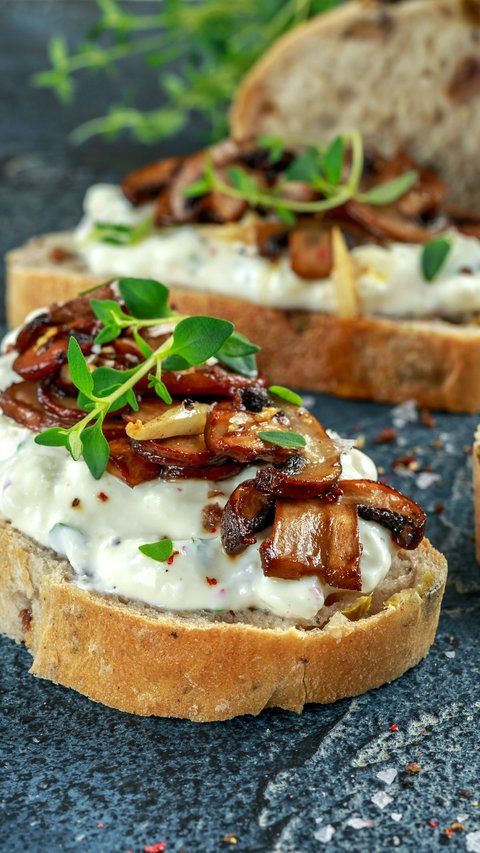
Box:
[107,438,159,487]
[162,365,262,399]
[13,332,94,382]
[288,227,333,279]
[131,433,218,467]
[260,499,361,590]
[121,156,185,206]
[339,479,426,549]
[221,480,275,555]
[204,401,292,463]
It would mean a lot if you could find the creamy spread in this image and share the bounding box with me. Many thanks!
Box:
[75,184,480,320]
[0,351,395,621]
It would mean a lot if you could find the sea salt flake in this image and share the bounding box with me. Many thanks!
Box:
[444,650,456,658]
[377,768,398,785]
[371,791,393,809]
[391,813,403,822]
[457,814,469,823]
[466,830,480,852]
[346,817,372,829]
[416,471,441,489]
[393,836,401,846]
[391,400,418,429]
[314,825,335,843]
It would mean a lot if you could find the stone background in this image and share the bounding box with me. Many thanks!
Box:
[1,3,479,852]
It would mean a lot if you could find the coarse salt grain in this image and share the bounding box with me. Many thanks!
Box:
[346,818,372,829]
[377,768,398,785]
[391,400,418,429]
[467,831,480,853]
[314,825,335,843]
[416,471,441,489]
[393,836,401,846]
[445,650,456,658]
[371,792,393,810]
[391,814,403,822]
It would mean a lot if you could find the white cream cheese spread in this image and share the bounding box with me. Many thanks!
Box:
[75,184,480,320]
[0,351,395,621]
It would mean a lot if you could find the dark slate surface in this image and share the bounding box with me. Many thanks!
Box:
[1,4,479,853]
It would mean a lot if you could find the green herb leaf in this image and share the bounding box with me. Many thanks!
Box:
[268,385,303,406]
[94,324,121,346]
[258,430,306,448]
[358,170,419,206]
[90,219,152,246]
[90,298,128,326]
[67,337,94,397]
[286,148,320,183]
[183,174,213,198]
[216,331,260,377]
[81,421,110,480]
[133,328,153,358]
[162,354,191,372]
[34,427,70,448]
[147,374,173,404]
[226,167,259,201]
[77,366,137,412]
[275,206,297,226]
[171,316,234,366]
[322,136,345,186]
[257,134,285,164]
[139,538,174,562]
[118,277,171,319]
[67,430,83,461]
[421,236,452,282]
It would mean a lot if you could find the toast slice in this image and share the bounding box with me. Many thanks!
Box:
[231,0,480,209]
[0,521,447,721]
[7,231,480,413]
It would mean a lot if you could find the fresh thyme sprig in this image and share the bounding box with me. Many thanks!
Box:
[184,131,418,222]
[33,0,343,145]
[34,277,259,480]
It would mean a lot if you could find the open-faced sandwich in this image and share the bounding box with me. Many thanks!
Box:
[0,279,447,720]
[8,132,480,411]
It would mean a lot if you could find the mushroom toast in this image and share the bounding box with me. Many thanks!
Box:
[7,133,480,411]
[0,279,447,720]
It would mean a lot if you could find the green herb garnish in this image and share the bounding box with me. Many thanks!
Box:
[268,385,303,406]
[33,2,343,145]
[90,219,152,246]
[421,236,452,282]
[139,539,174,562]
[184,131,418,223]
[34,277,258,481]
[258,431,307,448]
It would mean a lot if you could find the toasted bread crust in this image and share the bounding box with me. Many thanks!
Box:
[0,521,446,721]
[230,0,480,208]
[7,232,480,412]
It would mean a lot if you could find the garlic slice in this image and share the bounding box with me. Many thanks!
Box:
[126,401,210,441]
[331,227,360,319]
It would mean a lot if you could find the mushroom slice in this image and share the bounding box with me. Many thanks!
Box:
[107,438,159,487]
[288,226,333,279]
[13,331,94,381]
[162,365,262,399]
[221,480,275,555]
[339,479,426,549]
[260,499,361,590]
[204,401,292,463]
[15,312,51,354]
[346,199,435,244]
[131,433,218,467]
[125,401,210,441]
[0,381,65,432]
[121,156,185,206]
[157,460,243,481]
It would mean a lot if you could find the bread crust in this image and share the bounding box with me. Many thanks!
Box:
[230,0,480,208]
[7,232,480,412]
[0,520,446,721]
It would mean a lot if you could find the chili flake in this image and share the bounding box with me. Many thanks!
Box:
[144,843,166,853]
[390,724,399,732]
[405,762,422,774]
[97,491,109,502]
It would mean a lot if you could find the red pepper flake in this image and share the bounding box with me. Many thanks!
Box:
[166,552,179,565]
[72,497,81,508]
[405,762,421,774]
[223,835,238,845]
[392,455,419,472]
[374,427,397,445]
[144,843,166,853]
[428,819,439,828]
[459,789,473,798]
[434,501,445,514]
[420,408,436,428]
[390,724,399,732]
[206,577,218,586]
[444,824,464,838]
[97,491,109,502]
[97,822,104,829]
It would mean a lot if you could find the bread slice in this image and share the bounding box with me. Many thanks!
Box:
[0,518,447,721]
[230,0,480,209]
[7,232,480,413]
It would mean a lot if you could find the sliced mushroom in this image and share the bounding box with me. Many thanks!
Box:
[288,226,333,279]
[259,499,361,590]
[204,401,292,463]
[162,365,262,399]
[121,156,185,206]
[131,433,218,467]
[107,438,159,487]
[37,379,86,423]
[255,221,290,260]
[13,331,94,382]
[339,479,426,548]
[156,460,243,481]
[346,199,435,243]
[15,312,51,354]
[221,479,275,555]
[0,381,71,431]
